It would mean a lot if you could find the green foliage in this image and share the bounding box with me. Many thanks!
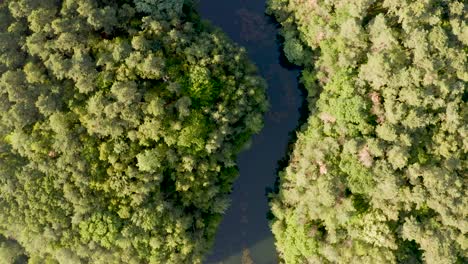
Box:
[0,0,267,263]
[268,0,467,263]
[0,234,27,264]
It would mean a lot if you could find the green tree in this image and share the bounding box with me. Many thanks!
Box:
[0,0,267,263]
[267,0,467,263]
[0,235,27,264]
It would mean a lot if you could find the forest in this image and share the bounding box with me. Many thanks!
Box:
[0,0,268,263]
[267,0,467,263]
[0,0,466,263]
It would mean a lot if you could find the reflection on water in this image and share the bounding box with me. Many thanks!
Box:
[242,248,255,264]
[236,8,272,44]
[197,1,302,263]
[219,237,277,264]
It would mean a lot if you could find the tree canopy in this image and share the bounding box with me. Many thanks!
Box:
[0,0,267,263]
[267,0,467,263]
[0,234,27,264]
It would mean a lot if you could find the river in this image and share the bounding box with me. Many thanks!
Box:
[197,1,303,263]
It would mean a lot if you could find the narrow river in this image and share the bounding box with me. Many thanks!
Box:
[198,1,303,263]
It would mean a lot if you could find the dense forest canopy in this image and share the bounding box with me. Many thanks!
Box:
[0,0,267,263]
[267,0,467,263]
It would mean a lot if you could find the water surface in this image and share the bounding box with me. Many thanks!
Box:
[197,1,302,263]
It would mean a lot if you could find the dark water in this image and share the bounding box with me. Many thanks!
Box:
[197,1,302,263]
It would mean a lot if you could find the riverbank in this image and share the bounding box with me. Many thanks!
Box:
[198,1,305,263]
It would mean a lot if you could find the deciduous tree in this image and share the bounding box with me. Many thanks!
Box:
[267,0,467,263]
[0,0,268,263]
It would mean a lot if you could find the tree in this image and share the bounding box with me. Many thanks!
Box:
[267,0,467,263]
[0,0,268,263]
[0,235,27,264]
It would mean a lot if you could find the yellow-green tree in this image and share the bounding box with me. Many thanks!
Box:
[267,0,467,263]
[0,0,267,263]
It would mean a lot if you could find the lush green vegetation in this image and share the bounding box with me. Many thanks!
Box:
[0,0,267,263]
[0,234,27,264]
[267,0,467,263]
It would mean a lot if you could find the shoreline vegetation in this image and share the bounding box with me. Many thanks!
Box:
[0,0,267,263]
[267,0,467,263]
